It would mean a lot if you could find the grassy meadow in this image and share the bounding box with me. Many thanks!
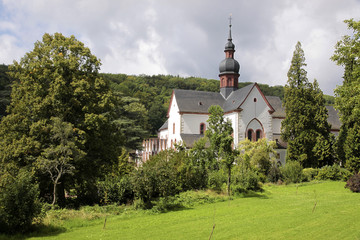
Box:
[2,181,359,240]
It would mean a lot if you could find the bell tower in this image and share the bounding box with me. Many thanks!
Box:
[219,16,240,98]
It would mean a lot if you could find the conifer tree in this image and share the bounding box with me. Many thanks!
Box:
[331,19,360,173]
[282,42,333,168]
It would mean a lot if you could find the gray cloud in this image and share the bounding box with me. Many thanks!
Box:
[1,0,359,95]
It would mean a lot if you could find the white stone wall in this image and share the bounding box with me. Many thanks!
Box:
[167,95,182,148]
[182,114,209,134]
[238,86,273,142]
[224,111,239,146]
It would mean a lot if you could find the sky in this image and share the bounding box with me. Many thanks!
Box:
[0,0,359,95]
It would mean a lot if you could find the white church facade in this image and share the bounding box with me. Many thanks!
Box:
[141,22,340,164]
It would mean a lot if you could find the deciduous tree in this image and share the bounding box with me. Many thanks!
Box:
[206,105,235,196]
[0,33,121,203]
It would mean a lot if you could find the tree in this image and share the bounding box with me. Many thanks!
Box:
[331,19,360,173]
[37,117,85,206]
[206,105,235,196]
[282,42,333,168]
[0,33,122,204]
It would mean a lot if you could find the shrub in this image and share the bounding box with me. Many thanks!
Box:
[207,169,227,192]
[302,168,319,182]
[97,174,134,205]
[316,165,351,181]
[280,161,303,184]
[345,173,360,193]
[232,168,262,193]
[152,190,228,212]
[0,169,42,234]
[151,196,183,213]
[131,151,181,208]
[267,163,282,183]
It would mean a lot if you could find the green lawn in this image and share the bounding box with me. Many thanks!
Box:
[4,181,360,240]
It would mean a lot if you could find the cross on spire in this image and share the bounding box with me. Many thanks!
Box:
[228,14,233,41]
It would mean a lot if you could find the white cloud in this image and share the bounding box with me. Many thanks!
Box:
[1,0,360,95]
[0,34,26,64]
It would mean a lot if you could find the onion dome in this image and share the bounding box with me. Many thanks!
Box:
[219,58,240,74]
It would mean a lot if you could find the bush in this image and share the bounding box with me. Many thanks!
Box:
[302,168,319,182]
[280,161,303,184]
[151,196,183,213]
[345,173,360,193]
[151,190,228,213]
[232,168,262,194]
[207,169,227,192]
[267,163,282,183]
[97,174,134,205]
[316,165,351,181]
[131,151,181,208]
[0,169,42,234]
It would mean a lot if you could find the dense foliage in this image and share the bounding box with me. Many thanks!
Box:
[345,173,360,193]
[0,64,12,118]
[206,105,235,196]
[331,19,360,173]
[0,33,122,206]
[315,165,351,181]
[0,169,42,233]
[282,42,334,168]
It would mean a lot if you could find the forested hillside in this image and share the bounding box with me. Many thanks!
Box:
[0,65,334,137]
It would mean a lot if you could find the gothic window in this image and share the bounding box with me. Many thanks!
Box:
[256,129,262,141]
[173,123,175,134]
[200,123,206,134]
[247,129,254,141]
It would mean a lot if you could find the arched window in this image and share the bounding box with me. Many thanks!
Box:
[200,123,206,135]
[256,129,262,141]
[247,129,254,141]
[171,139,173,148]
[173,123,175,134]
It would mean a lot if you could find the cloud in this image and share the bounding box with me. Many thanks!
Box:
[1,0,360,95]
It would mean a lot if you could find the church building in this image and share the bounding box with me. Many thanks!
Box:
[141,21,340,164]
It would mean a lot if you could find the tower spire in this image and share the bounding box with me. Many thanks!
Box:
[219,15,240,99]
[228,14,232,41]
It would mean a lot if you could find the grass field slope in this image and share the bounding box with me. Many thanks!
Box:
[2,181,359,240]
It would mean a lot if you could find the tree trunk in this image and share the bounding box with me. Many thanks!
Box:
[51,169,62,206]
[52,181,57,206]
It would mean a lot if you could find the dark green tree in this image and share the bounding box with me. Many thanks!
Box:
[282,42,333,168]
[0,33,122,204]
[331,19,360,173]
[206,105,235,196]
